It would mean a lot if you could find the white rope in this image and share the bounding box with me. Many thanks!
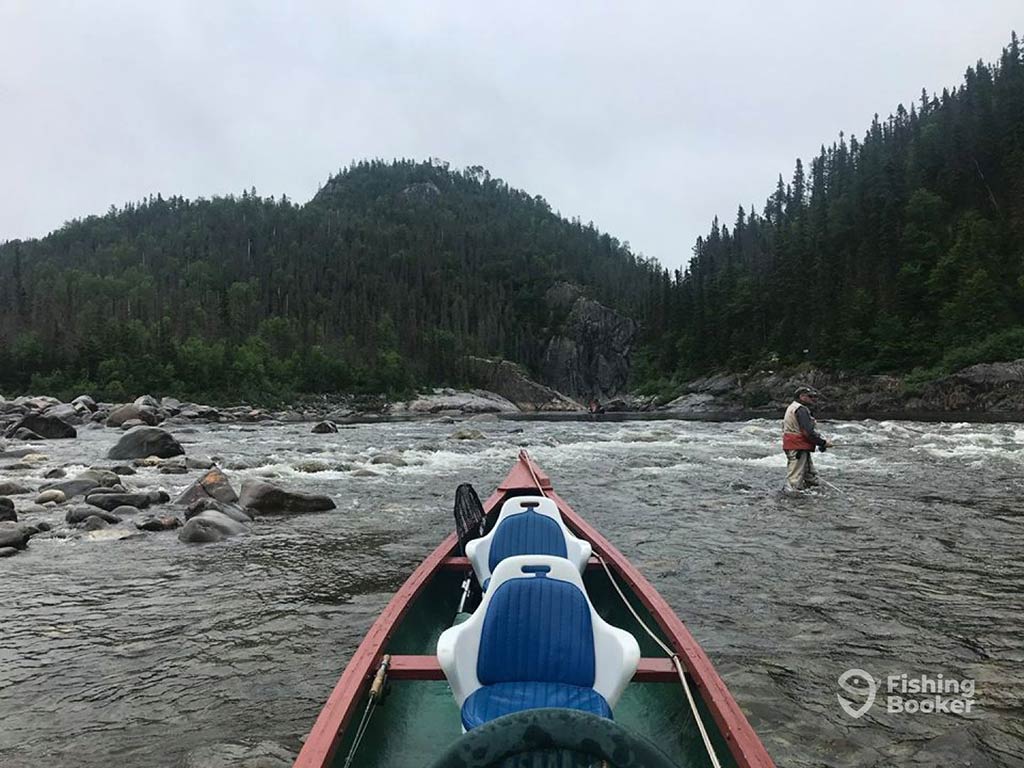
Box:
[593,552,722,768]
[517,450,722,768]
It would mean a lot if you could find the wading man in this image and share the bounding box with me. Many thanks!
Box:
[782,386,832,491]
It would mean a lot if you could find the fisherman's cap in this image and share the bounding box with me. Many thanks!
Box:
[795,385,821,398]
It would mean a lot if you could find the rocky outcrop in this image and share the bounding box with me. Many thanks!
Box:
[107,427,184,460]
[540,283,637,399]
[465,358,583,412]
[389,388,520,416]
[659,359,1024,417]
[238,480,335,515]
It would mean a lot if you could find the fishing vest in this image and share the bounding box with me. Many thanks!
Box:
[782,400,816,451]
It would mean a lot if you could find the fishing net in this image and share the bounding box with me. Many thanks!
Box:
[454,482,485,554]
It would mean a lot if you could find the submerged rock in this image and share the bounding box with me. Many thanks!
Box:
[185,499,252,523]
[238,480,335,515]
[135,515,182,531]
[107,427,184,460]
[66,507,122,525]
[178,510,250,543]
[449,428,484,440]
[84,492,154,512]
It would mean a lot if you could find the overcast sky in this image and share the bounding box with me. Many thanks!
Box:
[0,2,1019,269]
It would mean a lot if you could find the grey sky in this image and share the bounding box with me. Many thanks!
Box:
[0,2,1019,269]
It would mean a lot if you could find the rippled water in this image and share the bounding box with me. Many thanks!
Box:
[2,418,1023,767]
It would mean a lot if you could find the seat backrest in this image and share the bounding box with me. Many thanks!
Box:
[487,510,568,572]
[477,565,594,687]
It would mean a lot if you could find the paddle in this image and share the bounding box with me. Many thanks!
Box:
[453,483,485,617]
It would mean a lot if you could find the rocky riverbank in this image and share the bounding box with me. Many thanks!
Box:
[660,359,1024,418]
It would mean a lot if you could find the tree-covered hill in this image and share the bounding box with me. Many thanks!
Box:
[3,33,1023,405]
[0,160,665,402]
[641,32,1024,392]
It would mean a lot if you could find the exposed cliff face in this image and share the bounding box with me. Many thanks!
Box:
[540,283,637,399]
[466,357,583,411]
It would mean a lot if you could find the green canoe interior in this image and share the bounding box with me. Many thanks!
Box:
[329,568,739,768]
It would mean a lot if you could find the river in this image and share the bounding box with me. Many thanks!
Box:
[1,417,1022,767]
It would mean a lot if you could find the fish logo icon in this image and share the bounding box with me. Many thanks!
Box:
[837,668,877,719]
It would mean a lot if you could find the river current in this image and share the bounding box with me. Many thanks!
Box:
[1,417,1022,767]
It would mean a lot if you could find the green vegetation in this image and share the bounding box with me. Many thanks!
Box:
[2,34,1022,403]
[0,162,662,402]
[652,32,1024,387]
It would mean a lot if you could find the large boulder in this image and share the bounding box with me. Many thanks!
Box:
[71,395,97,413]
[6,413,77,439]
[238,480,335,515]
[0,481,31,495]
[42,404,84,426]
[311,421,339,434]
[178,509,249,543]
[0,522,29,549]
[174,468,239,506]
[0,498,15,523]
[107,427,184,460]
[106,404,159,428]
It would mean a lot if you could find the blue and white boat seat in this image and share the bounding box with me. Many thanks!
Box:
[465,496,592,590]
[436,555,641,730]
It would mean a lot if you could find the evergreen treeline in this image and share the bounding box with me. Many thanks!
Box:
[3,34,1023,404]
[0,160,664,402]
[641,32,1024,392]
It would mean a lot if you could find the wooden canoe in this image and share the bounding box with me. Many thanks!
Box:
[294,453,775,768]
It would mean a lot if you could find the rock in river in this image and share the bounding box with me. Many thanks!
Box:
[0,498,16,522]
[6,413,77,439]
[185,498,252,523]
[84,492,155,512]
[0,522,30,549]
[107,427,184,460]
[178,509,250,543]
[135,515,182,532]
[174,468,239,506]
[34,489,66,505]
[106,403,159,428]
[66,507,122,525]
[311,420,339,434]
[238,480,335,515]
[0,481,31,496]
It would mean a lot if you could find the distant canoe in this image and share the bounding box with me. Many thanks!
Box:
[295,453,775,768]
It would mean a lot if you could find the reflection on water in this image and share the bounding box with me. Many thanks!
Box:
[1,418,1023,767]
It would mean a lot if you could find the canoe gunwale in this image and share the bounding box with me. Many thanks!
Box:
[293,531,458,768]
